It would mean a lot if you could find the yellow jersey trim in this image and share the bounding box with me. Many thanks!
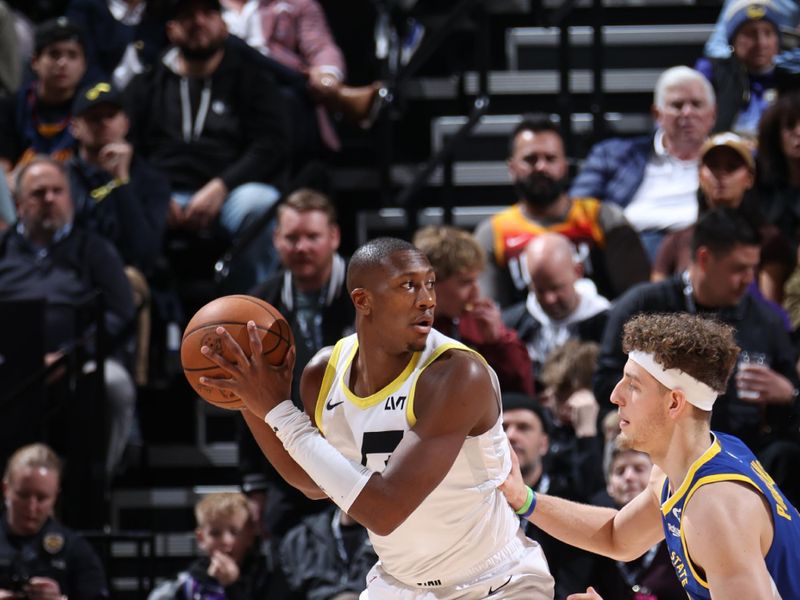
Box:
[340,341,423,409]
[405,342,473,427]
[661,436,721,514]
[679,473,762,589]
[314,339,346,434]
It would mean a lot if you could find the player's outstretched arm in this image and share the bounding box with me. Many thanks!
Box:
[682,481,775,597]
[500,445,664,561]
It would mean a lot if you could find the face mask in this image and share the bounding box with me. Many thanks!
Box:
[513,173,566,208]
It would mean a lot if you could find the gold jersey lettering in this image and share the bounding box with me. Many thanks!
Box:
[670,551,689,586]
[751,460,791,521]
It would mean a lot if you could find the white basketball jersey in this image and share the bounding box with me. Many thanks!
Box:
[314,329,520,587]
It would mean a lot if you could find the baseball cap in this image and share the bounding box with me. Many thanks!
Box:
[501,392,552,435]
[34,16,85,55]
[72,82,124,116]
[724,0,782,42]
[700,132,755,170]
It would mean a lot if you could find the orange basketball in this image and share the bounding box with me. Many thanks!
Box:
[181,295,294,410]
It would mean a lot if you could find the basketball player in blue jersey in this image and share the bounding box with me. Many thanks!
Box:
[200,237,555,598]
[501,312,800,600]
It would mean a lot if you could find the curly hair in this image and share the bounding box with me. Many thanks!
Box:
[622,313,740,393]
[412,226,485,281]
[540,339,599,402]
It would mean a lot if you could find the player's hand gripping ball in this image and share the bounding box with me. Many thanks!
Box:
[181,295,294,409]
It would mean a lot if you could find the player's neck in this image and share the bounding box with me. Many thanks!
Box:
[657,424,714,494]
[350,337,414,398]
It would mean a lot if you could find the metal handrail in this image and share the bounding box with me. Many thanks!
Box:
[383,0,492,229]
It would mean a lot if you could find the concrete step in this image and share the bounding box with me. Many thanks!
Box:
[506,24,712,70]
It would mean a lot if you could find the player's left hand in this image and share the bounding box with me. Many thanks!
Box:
[23,577,62,600]
[735,365,795,405]
[200,321,297,419]
[567,586,603,600]
[498,441,528,513]
[467,298,504,344]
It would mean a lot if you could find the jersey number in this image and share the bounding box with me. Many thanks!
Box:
[361,430,404,467]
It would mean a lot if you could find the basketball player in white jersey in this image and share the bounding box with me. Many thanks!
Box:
[200,237,554,599]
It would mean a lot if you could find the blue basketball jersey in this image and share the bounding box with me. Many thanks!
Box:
[660,431,800,599]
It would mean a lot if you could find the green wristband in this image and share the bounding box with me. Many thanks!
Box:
[514,485,535,516]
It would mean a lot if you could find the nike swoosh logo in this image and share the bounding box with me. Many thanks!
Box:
[326,398,344,410]
[487,575,512,596]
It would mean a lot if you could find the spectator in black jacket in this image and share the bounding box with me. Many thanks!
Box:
[0,156,136,475]
[584,448,686,600]
[241,188,353,540]
[125,0,290,293]
[279,505,376,600]
[0,443,109,600]
[595,208,800,503]
[69,80,170,277]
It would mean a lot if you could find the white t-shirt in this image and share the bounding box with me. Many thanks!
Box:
[623,130,699,232]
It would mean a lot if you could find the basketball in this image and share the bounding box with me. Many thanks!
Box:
[181,295,294,409]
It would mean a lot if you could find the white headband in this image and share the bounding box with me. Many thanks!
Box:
[628,351,718,411]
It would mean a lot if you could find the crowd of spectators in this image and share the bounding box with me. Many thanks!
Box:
[1,0,800,598]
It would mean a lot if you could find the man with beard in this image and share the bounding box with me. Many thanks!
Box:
[501,313,800,600]
[474,118,649,308]
[241,188,354,541]
[125,0,289,293]
[570,66,717,261]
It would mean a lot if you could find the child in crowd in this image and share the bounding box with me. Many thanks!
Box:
[148,492,283,599]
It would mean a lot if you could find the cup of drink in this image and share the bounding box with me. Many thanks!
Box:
[737,351,767,400]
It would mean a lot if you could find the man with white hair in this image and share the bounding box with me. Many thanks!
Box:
[570,66,717,259]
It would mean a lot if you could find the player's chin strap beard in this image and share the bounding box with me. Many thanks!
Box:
[628,351,718,411]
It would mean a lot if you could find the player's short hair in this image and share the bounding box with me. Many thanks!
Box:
[691,207,761,257]
[412,226,485,280]
[277,188,337,225]
[3,443,63,483]
[509,116,563,157]
[194,492,250,527]
[540,340,599,402]
[346,236,424,291]
[622,313,739,393]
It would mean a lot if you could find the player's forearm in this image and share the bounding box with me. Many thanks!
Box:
[241,409,326,499]
[530,494,632,560]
